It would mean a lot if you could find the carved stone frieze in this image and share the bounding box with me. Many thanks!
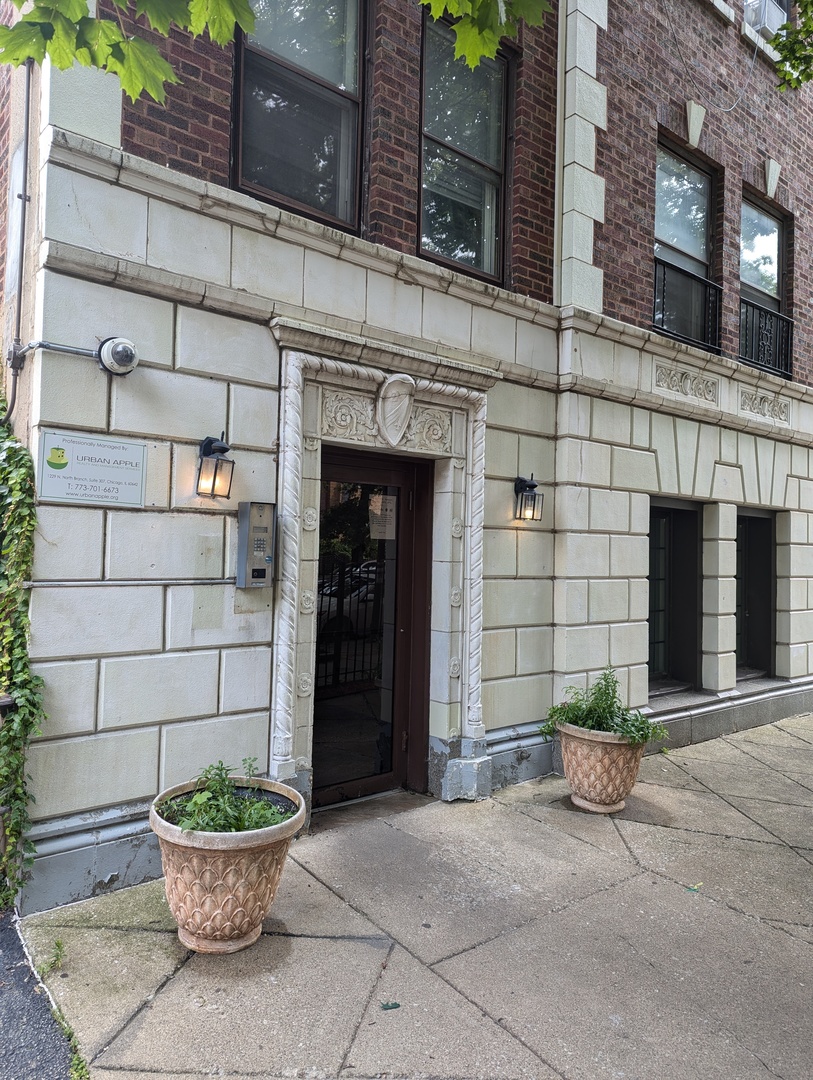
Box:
[740,389,790,425]
[322,389,377,443]
[655,364,719,405]
[404,407,453,454]
[451,518,464,539]
[450,587,462,608]
[322,384,452,455]
[449,658,461,678]
[302,507,318,531]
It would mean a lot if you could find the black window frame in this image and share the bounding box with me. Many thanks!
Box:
[652,144,721,353]
[234,3,365,232]
[418,15,511,284]
[739,195,793,379]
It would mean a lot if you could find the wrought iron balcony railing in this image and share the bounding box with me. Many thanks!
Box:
[653,258,722,352]
[739,296,793,379]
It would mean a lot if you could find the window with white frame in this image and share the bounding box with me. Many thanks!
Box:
[420,19,507,278]
[237,0,361,227]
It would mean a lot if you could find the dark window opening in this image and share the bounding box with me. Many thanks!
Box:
[648,505,701,696]
[736,514,775,680]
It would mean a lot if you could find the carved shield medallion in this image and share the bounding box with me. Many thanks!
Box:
[377,374,416,447]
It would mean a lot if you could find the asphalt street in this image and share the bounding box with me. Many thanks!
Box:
[0,908,72,1080]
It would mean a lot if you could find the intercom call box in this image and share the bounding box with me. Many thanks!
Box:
[236,502,276,588]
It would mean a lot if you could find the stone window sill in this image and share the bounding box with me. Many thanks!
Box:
[740,20,781,63]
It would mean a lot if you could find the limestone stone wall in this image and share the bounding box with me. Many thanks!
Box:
[23,127,559,848]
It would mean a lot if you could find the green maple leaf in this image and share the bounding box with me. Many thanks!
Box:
[75,17,125,68]
[34,0,90,23]
[188,0,254,44]
[0,22,48,65]
[45,11,78,69]
[135,0,192,36]
[509,0,551,26]
[106,36,180,103]
[454,18,501,66]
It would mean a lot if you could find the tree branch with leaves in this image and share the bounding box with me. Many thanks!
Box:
[772,0,813,90]
[0,0,551,103]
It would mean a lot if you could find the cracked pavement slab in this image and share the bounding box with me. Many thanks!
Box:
[19,717,813,1080]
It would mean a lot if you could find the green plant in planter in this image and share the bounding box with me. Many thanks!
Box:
[150,759,305,953]
[540,668,668,746]
[156,758,297,833]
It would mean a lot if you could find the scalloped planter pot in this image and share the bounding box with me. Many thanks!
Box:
[556,722,645,814]
[149,778,307,954]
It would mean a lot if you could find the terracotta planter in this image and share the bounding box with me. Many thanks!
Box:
[556,721,645,814]
[149,778,306,954]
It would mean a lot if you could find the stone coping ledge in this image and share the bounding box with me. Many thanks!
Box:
[561,305,802,391]
[271,317,503,391]
[40,126,560,330]
[558,372,813,447]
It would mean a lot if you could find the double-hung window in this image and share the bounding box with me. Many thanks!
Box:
[421,20,507,279]
[739,201,792,376]
[237,0,361,227]
[653,147,721,350]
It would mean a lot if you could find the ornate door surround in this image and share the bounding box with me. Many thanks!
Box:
[268,339,496,800]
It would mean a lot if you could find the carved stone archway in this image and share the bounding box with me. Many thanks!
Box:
[268,336,496,801]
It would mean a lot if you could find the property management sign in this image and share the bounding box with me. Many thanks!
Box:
[38,430,147,508]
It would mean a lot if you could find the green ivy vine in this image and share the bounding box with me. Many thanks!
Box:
[0,403,44,907]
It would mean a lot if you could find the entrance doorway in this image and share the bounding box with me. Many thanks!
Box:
[312,448,433,806]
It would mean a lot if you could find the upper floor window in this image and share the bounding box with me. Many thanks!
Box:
[739,201,792,377]
[420,20,507,279]
[653,146,721,351]
[237,0,361,227]
[740,202,781,310]
[744,0,791,41]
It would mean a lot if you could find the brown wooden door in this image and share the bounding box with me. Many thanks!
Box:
[312,448,432,806]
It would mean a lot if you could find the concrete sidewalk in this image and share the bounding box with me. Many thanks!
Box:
[21,716,813,1080]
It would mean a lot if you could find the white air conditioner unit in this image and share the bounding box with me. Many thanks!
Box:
[745,0,789,40]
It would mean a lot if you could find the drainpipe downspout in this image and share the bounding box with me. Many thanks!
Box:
[2,57,33,427]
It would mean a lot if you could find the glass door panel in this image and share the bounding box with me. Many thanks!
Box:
[313,478,399,794]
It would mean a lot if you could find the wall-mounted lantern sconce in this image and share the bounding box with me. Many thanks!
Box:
[197,433,234,498]
[514,474,543,521]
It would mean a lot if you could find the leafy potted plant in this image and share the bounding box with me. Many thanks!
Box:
[149,759,306,954]
[541,668,668,814]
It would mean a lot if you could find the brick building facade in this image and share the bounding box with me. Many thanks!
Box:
[4,0,813,913]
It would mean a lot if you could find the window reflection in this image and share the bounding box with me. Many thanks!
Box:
[421,20,505,277]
